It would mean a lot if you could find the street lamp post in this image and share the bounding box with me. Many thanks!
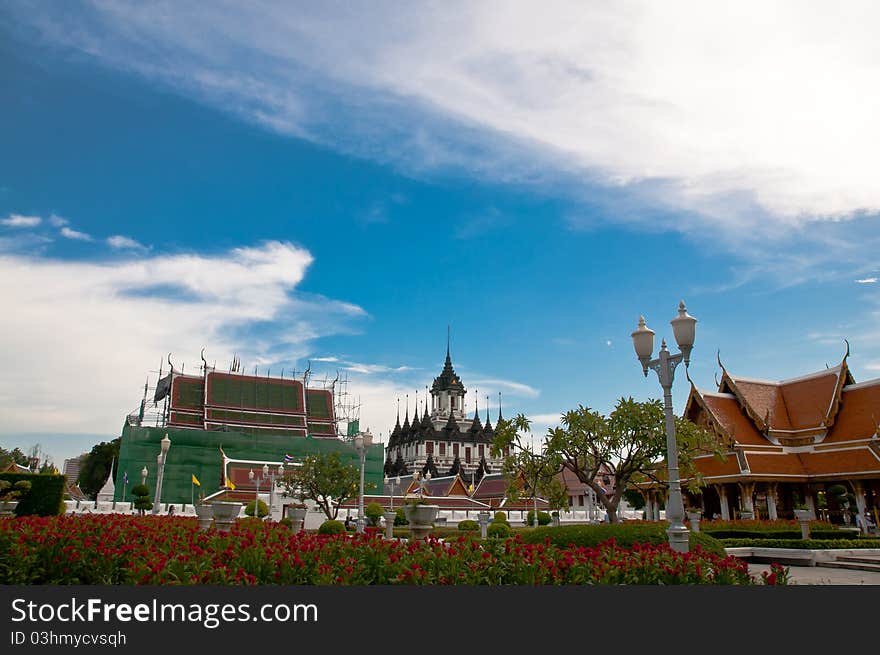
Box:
[267,463,283,520]
[631,301,697,554]
[385,474,401,511]
[354,430,373,534]
[248,464,269,519]
[151,434,171,515]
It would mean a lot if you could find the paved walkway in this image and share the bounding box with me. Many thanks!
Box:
[749,563,880,585]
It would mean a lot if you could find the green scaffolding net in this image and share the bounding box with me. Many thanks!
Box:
[114,423,383,505]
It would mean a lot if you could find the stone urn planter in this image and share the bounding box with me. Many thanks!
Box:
[0,501,19,517]
[383,511,397,540]
[686,510,702,533]
[289,506,308,533]
[794,509,812,540]
[477,511,491,539]
[404,503,439,541]
[194,503,214,531]
[212,501,243,532]
[739,510,754,521]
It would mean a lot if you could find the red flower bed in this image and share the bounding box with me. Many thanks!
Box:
[0,515,787,585]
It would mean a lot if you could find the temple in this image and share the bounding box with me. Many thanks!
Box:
[113,353,383,506]
[383,343,507,480]
[679,349,880,527]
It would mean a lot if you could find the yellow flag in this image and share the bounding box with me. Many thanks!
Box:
[225,478,236,490]
[191,474,200,487]
[468,483,474,494]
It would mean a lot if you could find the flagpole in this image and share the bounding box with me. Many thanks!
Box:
[191,481,194,509]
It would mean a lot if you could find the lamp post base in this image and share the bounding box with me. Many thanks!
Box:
[667,524,690,553]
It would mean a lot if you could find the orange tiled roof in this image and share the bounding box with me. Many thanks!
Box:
[699,392,766,446]
[728,365,844,432]
[825,380,880,444]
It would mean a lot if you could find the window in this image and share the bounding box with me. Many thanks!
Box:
[439,442,446,456]
[426,441,433,455]
[451,395,456,410]
[478,445,484,458]
[465,447,471,463]
[453,443,459,457]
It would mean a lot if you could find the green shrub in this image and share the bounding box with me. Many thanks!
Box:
[244,499,269,518]
[487,522,512,539]
[279,517,293,528]
[721,538,880,549]
[130,484,149,498]
[458,520,479,531]
[0,473,65,516]
[526,510,552,526]
[318,520,346,535]
[493,511,509,524]
[394,507,408,526]
[704,528,852,540]
[519,523,726,557]
[365,502,385,527]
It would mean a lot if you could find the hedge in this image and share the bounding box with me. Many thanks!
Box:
[704,529,855,540]
[519,524,726,557]
[318,520,346,535]
[0,473,66,516]
[722,538,880,550]
[458,520,480,532]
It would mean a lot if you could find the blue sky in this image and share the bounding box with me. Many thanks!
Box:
[2,2,879,466]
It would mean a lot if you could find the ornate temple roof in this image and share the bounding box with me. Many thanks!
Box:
[431,345,465,394]
[684,351,880,482]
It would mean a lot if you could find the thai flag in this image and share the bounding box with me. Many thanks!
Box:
[123,471,128,485]
[283,454,294,463]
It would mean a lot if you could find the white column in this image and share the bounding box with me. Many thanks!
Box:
[740,482,755,513]
[854,482,868,534]
[718,485,730,521]
[767,483,778,521]
[805,490,817,520]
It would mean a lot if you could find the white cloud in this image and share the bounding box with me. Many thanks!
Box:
[60,226,93,241]
[469,378,540,399]
[107,235,148,251]
[49,215,69,227]
[1,214,41,228]
[19,1,880,233]
[0,241,366,433]
[856,277,877,284]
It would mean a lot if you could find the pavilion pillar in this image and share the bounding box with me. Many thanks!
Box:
[644,493,654,521]
[853,481,868,534]
[740,482,755,514]
[804,486,817,520]
[717,484,730,521]
[767,483,778,521]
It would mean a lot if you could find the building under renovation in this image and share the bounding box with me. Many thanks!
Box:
[114,353,383,506]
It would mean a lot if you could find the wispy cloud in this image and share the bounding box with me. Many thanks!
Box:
[856,277,877,284]
[18,2,880,231]
[107,235,148,251]
[60,226,93,241]
[1,214,41,228]
[49,215,69,227]
[454,207,509,240]
[0,241,367,433]
[469,378,540,399]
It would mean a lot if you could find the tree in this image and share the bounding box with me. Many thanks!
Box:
[491,414,564,527]
[131,484,152,514]
[77,438,121,499]
[0,445,30,471]
[545,397,719,523]
[280,452,363,520]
